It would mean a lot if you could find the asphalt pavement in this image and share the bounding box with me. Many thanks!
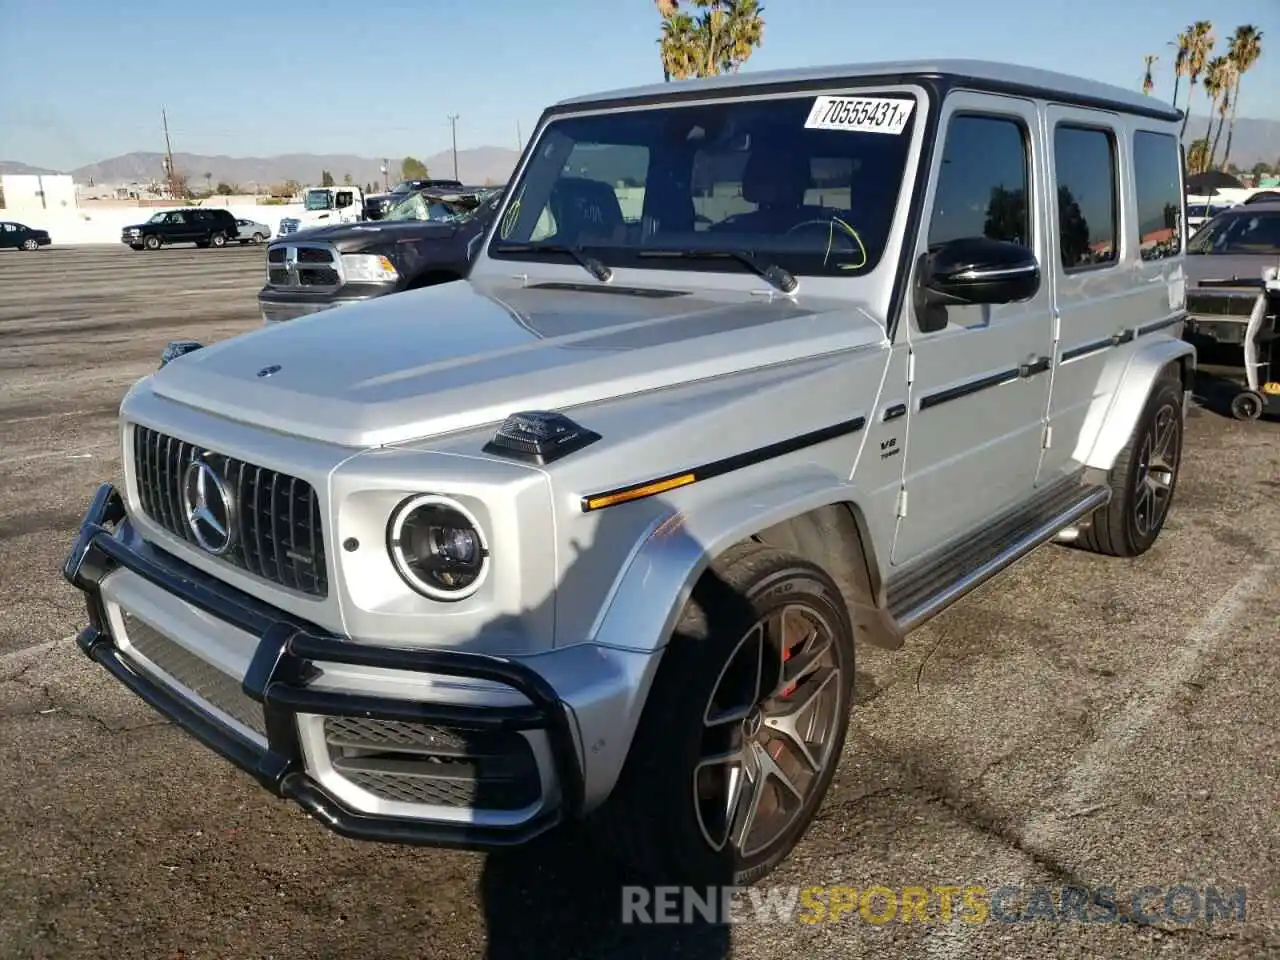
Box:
[0,245,1277,960]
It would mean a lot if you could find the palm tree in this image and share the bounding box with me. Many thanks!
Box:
[1168,28,1192,109]
[1187,138,1209,176]
[654,0,765,80]
[1179,21,1216,141]
[1221,25,1263,171]
[1142,54,1158,95]
[1203,57,1234,170]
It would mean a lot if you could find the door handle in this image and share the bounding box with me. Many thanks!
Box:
[1019,356,1052,378]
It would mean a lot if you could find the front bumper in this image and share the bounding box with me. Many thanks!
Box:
[258,285,391,323]
[62,482,588,850]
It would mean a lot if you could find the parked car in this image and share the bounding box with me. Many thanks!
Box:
[257,185,504,323]
[234,218,272,244]
[0,221,51,250]
[120,208,241,250]
[1186,200,1235,232]
[64,59,1194,890]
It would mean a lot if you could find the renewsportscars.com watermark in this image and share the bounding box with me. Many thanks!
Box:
[621,884,1248,926]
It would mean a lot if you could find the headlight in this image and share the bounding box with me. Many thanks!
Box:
[386,494,489,601]
[341,253,399,283]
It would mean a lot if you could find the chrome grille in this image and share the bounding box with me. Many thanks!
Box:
[131,425,329,598]
[119,611,266,740]
[322,716,540,810]
[263,242,343,292]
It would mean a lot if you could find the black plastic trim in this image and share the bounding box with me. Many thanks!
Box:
[581,415,866,512]
[1136,312,1187,336]
[883,402,907,422]
[1060,337,1115,363]
[918,368,1019,410]
[62,484,584,851]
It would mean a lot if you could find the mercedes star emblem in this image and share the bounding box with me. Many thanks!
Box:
[182,459,236,555]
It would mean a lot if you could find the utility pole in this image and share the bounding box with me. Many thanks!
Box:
[162,108,177,198]
[447,114,460,181]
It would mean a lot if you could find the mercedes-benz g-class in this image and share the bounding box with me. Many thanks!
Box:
[65,59,1193,887]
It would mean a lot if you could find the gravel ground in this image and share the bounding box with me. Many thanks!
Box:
[0,246,1277,960]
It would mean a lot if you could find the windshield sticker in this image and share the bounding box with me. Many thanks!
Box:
[805,96,914,135]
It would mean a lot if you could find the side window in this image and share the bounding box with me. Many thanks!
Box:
[336,191,353,208]
[927,114,1030,249]
[1054,125,1118,270]
[1133,130,1183,261]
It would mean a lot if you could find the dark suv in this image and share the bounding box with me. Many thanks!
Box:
[258,186,502,323]
[121,208,241,250]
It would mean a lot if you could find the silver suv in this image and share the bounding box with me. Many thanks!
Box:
[64,59,1194,887]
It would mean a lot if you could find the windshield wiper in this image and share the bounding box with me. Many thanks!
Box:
[493,242,612,282]
[637,248,798,293]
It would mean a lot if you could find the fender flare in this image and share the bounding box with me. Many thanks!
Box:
[575,469,885,809]
[1079,336,1195,472]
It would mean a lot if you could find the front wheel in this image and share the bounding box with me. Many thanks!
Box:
[20,238,38,251]
[252,232,265,244]
[143,234,161,250]
[1230,390,1264,422]
[1078,368,1184,557]
[589,542,856,886]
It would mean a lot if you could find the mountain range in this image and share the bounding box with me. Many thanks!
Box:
[2,114,1278,187]
[0,146,523,189]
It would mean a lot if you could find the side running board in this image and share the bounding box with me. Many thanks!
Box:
[883,472,1111,637]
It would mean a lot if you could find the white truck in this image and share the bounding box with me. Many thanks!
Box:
[277,185,366,236]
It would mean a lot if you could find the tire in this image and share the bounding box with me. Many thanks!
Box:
[588,542,856,886]
[20,238,38,251]
[143,234,161,250]
[209,232,227,248]
[1078,367,1184,557]
[1230,390,1264,422]
[252,232,265,244]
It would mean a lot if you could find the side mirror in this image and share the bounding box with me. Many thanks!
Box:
[915,237,1041,332]
[160,340,203,369]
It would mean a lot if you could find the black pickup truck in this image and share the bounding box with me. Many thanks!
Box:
[257,186,503,323]
[363,178,465,221]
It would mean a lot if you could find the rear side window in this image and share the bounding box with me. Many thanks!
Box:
[1054,125,1119,271]
[927,114,1030,248]
[1133,131,1183,261]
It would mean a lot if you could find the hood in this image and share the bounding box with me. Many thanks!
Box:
[146,278,886,449]
[1185,250,1280,285]
[272,219,458,253]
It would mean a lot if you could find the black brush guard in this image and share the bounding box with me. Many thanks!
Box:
[61,482,585,849]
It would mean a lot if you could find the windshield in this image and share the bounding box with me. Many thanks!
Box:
[146,212,169,223]
[383,191,477,223]
[488,90,918,278]
[1187,210,1280,255]
[304,190,334,211]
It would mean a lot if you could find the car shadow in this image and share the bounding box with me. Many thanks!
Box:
[473,497,739,959]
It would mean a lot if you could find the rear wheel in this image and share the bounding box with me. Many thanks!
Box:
[588,542,856,886]
[209,232,227,248]
[1078,367,1184,557]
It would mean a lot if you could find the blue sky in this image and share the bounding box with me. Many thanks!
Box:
[1,0,1275,169]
